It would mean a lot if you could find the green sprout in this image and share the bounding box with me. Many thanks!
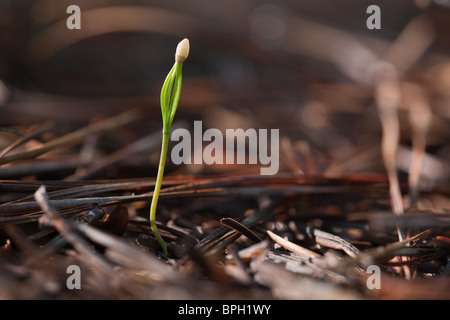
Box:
[150,38,189,256]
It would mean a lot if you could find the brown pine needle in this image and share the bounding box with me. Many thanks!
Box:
[220,217,262,243]
[0,110,139,166]
[267,230,321,258]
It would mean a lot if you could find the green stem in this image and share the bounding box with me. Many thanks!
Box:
[149,130,170,256]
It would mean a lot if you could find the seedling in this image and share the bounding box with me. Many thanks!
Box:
[149,38,189,255]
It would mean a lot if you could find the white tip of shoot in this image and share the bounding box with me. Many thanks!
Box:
[175,38,190,63]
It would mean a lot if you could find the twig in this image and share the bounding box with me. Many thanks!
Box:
[267,230,321,258]
[76,222,181,283]
[293,222,360,258]
[333,230,430,274]
[402,83,432,209]
[0,121,54,158]
[33,186,114,273]
[0,110,139,166]
[375,63,404,218]
[220,217,262,243]
[64,121,185,181]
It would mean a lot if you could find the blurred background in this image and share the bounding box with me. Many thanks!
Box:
[1,0,450,183]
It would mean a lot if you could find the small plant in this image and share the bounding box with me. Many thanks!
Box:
[150,38,189,255]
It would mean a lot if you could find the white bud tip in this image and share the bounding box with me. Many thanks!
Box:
[175,38,190,63]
